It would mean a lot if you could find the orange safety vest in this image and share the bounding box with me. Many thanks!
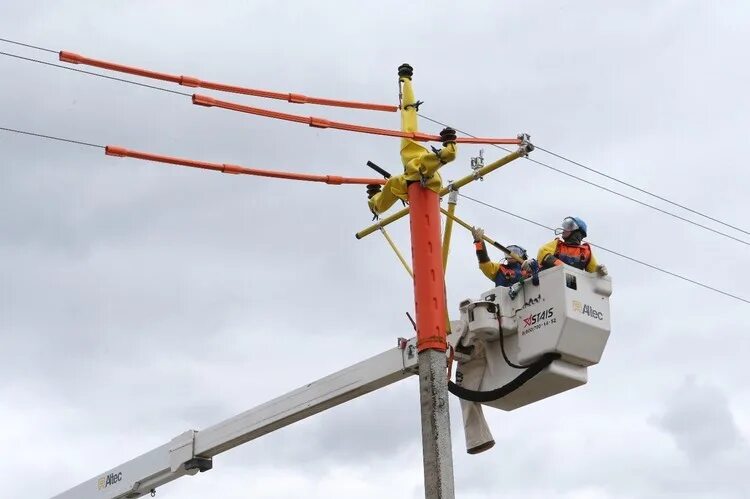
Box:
[494,264,533,287]
[553,240,592,270]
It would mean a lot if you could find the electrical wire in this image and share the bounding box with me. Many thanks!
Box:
[0,37,57,54]
[1,37,747,241]
[2,38,747,245]
[1,123,748,306]
[0,51,191,96]
[533,145,750,236]
[0,126,104,149]
[0,48,519,145]
[458,192,750,305]
[0,126,385,185]
[418,114,749,247]
[1,38,398,112]
[0,38,750,292]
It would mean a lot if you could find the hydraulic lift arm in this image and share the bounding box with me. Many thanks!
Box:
[53,337,420,499]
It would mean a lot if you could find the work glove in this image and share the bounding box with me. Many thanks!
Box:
[596,264,608,276]
[471,226,484,242]
[439,127,457,146]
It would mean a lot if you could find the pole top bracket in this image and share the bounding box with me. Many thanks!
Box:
[518,133,534,156]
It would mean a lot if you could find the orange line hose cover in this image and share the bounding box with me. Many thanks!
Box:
[59,50,397,112]
[104,146,386,185]
[192,94,523,145]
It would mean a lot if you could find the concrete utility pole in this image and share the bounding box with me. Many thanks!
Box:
[408,181,455,499]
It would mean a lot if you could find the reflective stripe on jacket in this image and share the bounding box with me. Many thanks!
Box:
[537,238,598,272]
[479,261,532,287]
[554,240,592,270]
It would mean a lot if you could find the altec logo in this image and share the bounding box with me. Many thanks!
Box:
[522,307,554,327]
[572,300,604,320]
[97,472,123,490]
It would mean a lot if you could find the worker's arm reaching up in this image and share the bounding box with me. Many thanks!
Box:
[471,227,500,281]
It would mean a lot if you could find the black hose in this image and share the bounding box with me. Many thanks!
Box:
[449,310,560,403]
[498,315,533,369]
[447,352,560,403]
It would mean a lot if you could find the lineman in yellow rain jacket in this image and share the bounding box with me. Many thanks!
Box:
[470,226,534,286]
[533,216,607,275]
[454,226,536,455]
[367,64,457,215]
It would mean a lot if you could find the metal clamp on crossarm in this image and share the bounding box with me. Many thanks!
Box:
[517,133,534,156]
[403,99,424,111]
[446,183,459,204]
[470,149,485,181]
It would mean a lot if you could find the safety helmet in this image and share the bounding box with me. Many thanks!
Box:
[506,244,528,260]
[558,216,587,237]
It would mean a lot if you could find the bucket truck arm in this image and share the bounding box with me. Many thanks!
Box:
[52,337,420,499]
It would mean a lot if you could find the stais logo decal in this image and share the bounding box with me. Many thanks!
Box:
[521,307,556,335]
[572,300,604,320]
[522,307,554,327]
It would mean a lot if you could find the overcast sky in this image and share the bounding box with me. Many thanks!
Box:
[2,1,750,498]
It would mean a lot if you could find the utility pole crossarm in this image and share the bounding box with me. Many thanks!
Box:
[53,338,420,499]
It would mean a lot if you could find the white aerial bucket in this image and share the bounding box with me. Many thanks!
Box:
[454,265,612,411]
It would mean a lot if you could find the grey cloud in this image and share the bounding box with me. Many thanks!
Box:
[652,376,746,463]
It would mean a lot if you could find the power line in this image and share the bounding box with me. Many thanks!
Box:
[528,155,749,246]
[0,37,57,54]
[3,39,748,246]
[0,37,747,236]
[0,126,103,149]
[1,37,748,246]
[458,192,750,305]
[2,120,748,306]
[0,51,191,97]
[534,145,750,236]
[418,114,749,247]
